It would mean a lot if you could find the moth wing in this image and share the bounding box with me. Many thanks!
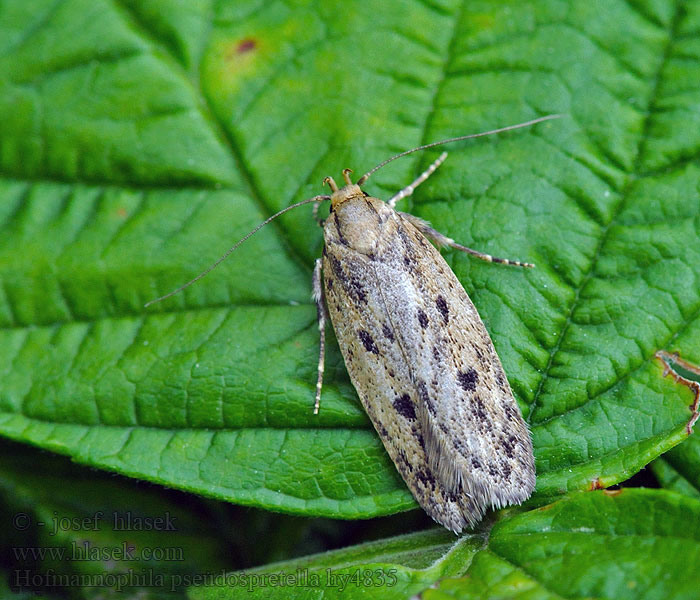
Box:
[387,214,536,513]
[323,240,476,532]
[323,200,534,531]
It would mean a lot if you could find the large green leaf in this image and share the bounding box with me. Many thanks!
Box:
[187,489,700,599]
[1,0,699,525]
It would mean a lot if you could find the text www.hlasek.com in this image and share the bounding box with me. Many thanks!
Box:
[13,541,183,563]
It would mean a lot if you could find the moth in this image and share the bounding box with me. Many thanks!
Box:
[146,115,559,532]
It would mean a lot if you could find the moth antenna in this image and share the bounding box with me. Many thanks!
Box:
[356,114,563,185]
[144,195,331,308]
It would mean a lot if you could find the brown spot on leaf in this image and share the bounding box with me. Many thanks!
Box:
[236,38,257,53]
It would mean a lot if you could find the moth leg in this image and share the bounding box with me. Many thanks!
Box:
[400,212,535,268]
[388,151,448,208]
[312,199,326,227]
[312,258,327,414]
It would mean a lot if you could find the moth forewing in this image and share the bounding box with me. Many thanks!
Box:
[322,190,535,532]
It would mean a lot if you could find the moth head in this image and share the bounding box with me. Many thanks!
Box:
[324,169,363,209]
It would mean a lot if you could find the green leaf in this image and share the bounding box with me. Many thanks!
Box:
[425,491,700,600]
[189,526,482,600]
[652,446,700,500]
[1,0,699,525]
[187,489,700,599]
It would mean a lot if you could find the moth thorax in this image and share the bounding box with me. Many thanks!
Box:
[331,193,384,255]
[330,184,363,209]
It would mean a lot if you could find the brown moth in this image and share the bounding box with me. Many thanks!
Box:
[146,115,559,532]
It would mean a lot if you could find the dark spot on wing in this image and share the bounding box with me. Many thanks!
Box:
[328,254,346,283]
[416,468,436,489]
[445,490,459,503]
[382,323,395,342]
[397,449,413,472]
[393,394,416,420]
[473,345,488,366]
[496,370,509,393]
[501,461,512,478]
[432,345,440,362]
[417,380,436,415]
[398,224,413,247]
[326,277,333,290]
[350,279,367,304]
[358,330,379,354]
[472,395,487,421]
[458,368,479,391]
[333,218,349,246]
[471,457,483,470]
[417,309,429,329]
[504,404,517,420]
[436,295,449,323]
[328,254,367,304]
[502,435,516,458]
